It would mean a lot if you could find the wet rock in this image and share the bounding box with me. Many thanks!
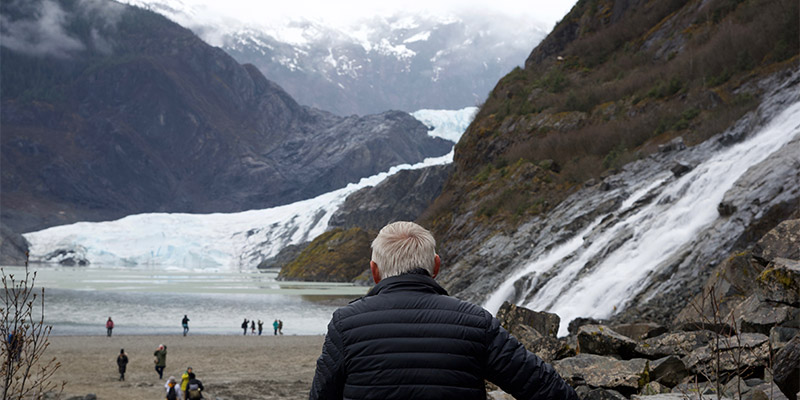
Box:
[577,324,638,359]
[752,219,800,263]
[717,202,738,216]
[496,301,560,338]
[658,137,686,153]
[756,258,800,306]
[650,356,689,388]
[327,165,452,230]
[553,354,648,392]
[772,334,800,400]
[670,162,693,178]
[636,330,713,359]
[613,322,668,341]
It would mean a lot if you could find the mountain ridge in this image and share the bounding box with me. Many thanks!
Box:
[0,0,450,243]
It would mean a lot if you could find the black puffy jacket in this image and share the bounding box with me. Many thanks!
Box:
[309,272,579,400]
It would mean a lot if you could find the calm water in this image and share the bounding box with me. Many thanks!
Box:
[1,265,369,336]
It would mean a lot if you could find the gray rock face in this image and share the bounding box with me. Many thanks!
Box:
[577,324,638,359]
[436,70,800,330]
[636,331,714,359]
[753,219,800,263]
[0,225,29,265]
[495,302,564,362]
[327,164,452,231]
[684,333,770,377]
[553,354,648,392]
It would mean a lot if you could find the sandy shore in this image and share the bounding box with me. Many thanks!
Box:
[46,334,324,399]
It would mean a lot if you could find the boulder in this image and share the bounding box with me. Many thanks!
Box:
[640,381,671,395]
[612,322,668,341]
[735,295,800,335]
[650,356,689,388]
[684,333,770,378]
[509,323,564,363]
[748,382,791,400]
[771,327,800,351]
[553,354,648,393]
[772,334,800,400]
[752,219,800,263]
[575,386,628,400]
[636,331,714,359]
[578,324,638,359]
[658,137,686,153]
[632,394,730,400]
[496,302,560,338]
[756,258,800,306]
[569,317,606,335]
[671,162,693,178]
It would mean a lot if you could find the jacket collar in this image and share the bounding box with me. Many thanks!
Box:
[366,272,449,297]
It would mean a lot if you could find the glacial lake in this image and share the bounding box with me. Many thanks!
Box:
[0,265,369,336]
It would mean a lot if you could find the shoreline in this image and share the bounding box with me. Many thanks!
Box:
[44,334,324,399]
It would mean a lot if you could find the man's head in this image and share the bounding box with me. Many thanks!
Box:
[370,221,440,283]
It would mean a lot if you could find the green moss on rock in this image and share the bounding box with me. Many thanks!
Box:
[277,227,374,282]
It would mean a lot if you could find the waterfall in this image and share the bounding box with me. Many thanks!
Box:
[485,100,800,336]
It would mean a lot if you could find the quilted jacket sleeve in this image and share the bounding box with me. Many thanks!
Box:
[309,316,346,400]
[484,315,578,400]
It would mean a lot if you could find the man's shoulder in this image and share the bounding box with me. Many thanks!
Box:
[335,291,490,320]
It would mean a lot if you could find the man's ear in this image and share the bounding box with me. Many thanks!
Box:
[432,254,441,278]
[370,261,381,284]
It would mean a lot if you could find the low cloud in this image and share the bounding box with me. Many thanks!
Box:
[0,0,86,58]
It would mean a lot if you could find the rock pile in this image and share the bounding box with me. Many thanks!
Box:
[492,219,800,400]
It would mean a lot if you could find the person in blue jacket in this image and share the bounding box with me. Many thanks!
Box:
[309,221,578,400]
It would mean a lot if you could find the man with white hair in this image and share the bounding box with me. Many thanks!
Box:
[309,221,578,400]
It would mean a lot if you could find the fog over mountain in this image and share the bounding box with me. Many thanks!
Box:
[124,0,553,115]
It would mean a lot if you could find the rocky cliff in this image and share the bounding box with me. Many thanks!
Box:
[0,0,451,244]
[418,0,799,325]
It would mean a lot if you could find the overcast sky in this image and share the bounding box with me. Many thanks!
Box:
[142,0,578,29]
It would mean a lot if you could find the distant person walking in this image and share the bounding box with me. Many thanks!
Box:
[241,319,248,335]
[116,348,128,381]
[7,329,21,362]
[185,372,205,399]
[181,366,193,399]
[154,344,167,379]
[182,315,190,336]
[257,320,263,336]
[278,319,283,335]
[250,320,256,335]
[273,319,279,335]
[106,317,114,337]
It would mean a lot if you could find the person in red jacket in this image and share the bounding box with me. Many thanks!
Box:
[309,221,578,400]
[106,317,114,337]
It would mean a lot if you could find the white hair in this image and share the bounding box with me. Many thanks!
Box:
[371,221,436,279]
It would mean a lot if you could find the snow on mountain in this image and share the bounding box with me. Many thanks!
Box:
[23,108,476,270]
[122,0,550,115]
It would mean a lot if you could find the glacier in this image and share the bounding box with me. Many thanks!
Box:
[23,108,476,271]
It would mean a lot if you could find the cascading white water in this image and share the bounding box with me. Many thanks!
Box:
[485,101,800,336]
